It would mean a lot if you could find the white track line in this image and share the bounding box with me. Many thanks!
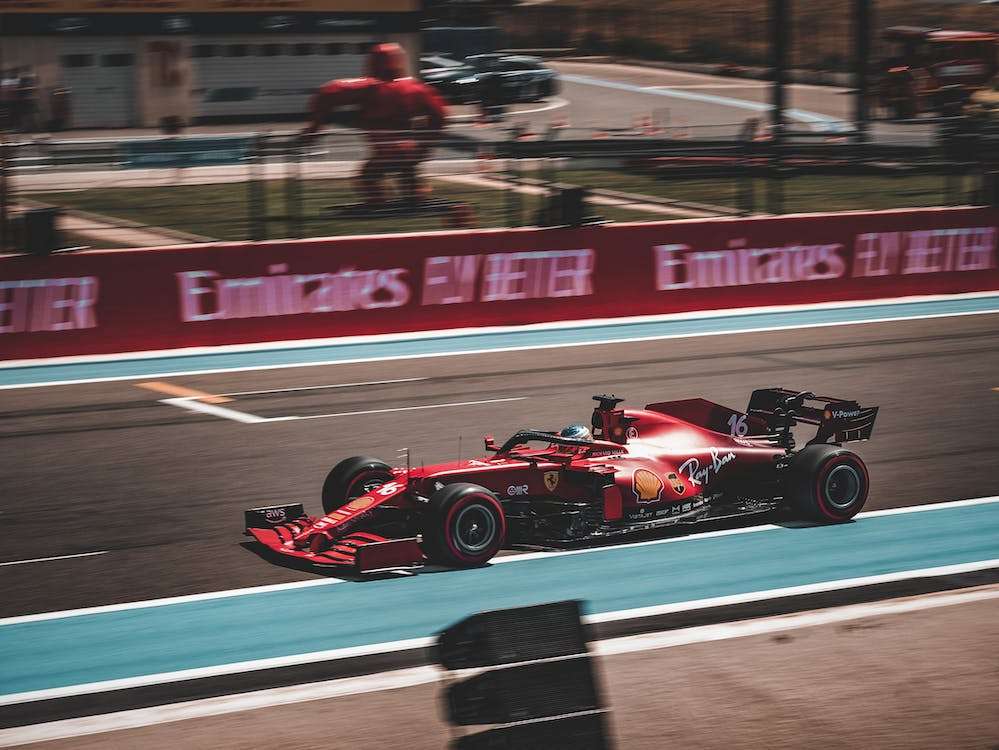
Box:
[218,377,427,397]
[0,551,107,568]
[3,496,997,627]
[583,558,999,625]
[159,395,527,424]
[3,557,997,709]
[0,578,347,627]
[0,637,432,708]
[3,585,996,747]
[271,396,527,421]
[161,397,266,424]
[593,584,999,656]
[2,290,997,389]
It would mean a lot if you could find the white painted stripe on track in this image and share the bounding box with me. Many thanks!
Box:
[3,496,998,627]
[858,495,999,517]
[490,495,999,565]
[0,578,347,627]
[0,637,433,708]
[583,558,999,625]
[157,395,528,424]
[3,585,997,747]
[593,584,999,655]
[3,557,997,708]
[217,377,427,397]
[160,397,267,424]
[0,551,107,567]
[6,289,996,367]
[1,290,997,389]
[269,396,528,422]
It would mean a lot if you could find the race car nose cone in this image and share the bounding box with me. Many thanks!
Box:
[309,533,332,553]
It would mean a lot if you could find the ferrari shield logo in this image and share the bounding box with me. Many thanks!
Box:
[667,472,685,495]
[544,471,560,492]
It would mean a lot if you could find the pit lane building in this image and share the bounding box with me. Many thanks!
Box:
[0,0,422,129]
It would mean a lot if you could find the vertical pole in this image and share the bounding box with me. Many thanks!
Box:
[0,13,7,251]
[771,0,788,140]
[853,0,871,145]
[506,133,521,227]
[0,136,8,252]
[769,0,788,214]
[248,133,267,242]
[284,135,301,239]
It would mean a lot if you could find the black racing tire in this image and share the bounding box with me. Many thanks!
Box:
[421,483,506,567]
[321,456,393,514]
[786,445,869,523]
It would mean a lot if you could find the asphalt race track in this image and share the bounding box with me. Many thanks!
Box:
[3,311,999,620]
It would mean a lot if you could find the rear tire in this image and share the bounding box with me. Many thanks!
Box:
[322,456,393,514]
[421,483,506,567]
[786,445,869,523]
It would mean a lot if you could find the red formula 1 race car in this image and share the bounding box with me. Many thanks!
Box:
[245,389,878,574]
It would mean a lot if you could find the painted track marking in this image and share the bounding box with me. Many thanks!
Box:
[3,496,997,627]
[157,395,527,424]
[0,551,107,568]
[2,291,996,390]
[136,381,231,404]
[2,585,996,747]
[272,396,528,421]
[2,557,997,707]
[161,397,266,424]
[218,377,427,397]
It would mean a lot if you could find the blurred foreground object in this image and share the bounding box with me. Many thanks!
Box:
[875,27,997,119]
[305,42,447,206]
[436,600,613,750]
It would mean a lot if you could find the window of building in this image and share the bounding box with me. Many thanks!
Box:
[102,53,135,67]
[262,44,285,57]
[60,54,94,68]
[226,45,250,58]
[191,45,216,58]
[293,43,315,56]
[324,43,343,55]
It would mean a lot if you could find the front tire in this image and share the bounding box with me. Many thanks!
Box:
[421,483,506,567]
[786,445,869,522]
[321,456,393,514]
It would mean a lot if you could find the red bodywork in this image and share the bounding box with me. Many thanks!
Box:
[247,395,798,573]
[305,42,448,204]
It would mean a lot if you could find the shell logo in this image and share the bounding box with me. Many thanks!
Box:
[345,496,375,512]
[632,469,664,503]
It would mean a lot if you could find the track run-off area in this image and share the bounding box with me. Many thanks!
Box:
[1,292,998,743]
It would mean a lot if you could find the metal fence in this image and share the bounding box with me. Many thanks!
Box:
[0,119,990,251]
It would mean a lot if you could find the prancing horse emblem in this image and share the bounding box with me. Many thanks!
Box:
[544,471,560,492]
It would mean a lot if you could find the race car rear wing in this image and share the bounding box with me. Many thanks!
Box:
[747,388,879,446]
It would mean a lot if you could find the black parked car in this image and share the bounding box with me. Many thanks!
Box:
[419,55,482,104]
[464,54,559,103]
[419,53,559,105]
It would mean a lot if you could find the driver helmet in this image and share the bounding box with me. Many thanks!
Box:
[560,423,593,441]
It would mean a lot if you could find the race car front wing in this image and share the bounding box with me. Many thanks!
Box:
[245,504,424,573]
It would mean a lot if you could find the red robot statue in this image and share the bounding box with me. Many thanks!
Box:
[305,43,448,206]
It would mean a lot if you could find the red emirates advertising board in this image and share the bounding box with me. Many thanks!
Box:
[1,207,998,361]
